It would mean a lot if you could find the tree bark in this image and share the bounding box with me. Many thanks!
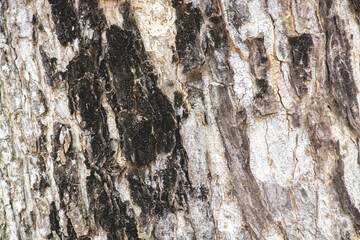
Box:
[1,0,360,239]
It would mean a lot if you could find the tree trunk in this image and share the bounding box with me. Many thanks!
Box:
[1,0,360,239]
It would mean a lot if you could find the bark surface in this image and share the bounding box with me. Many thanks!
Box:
[1,0,360,239]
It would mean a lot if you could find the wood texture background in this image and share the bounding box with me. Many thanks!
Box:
[1,0,360,239]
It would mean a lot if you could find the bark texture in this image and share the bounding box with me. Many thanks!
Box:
[1,0,360,239]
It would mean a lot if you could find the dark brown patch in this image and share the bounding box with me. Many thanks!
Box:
[41,1,201,238]
[48,0,80,46]
[86,170,139,239]
[205,15,234,84]
[246,37,278,115]
[350,0,360,11]
[66,217,77,239]
[172,0,205,73]
[49,201,61,238]
[105,25,176,167]
[47,2,140,238]
[39,46,61,87]
[288,33,313,98]
[52,123,82,212]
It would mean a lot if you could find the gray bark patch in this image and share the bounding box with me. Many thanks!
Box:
[320,0,360,133]
[210,85,273,238]
[334,143,360,234]
[246,37,278,116]
[224,0,250,32]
